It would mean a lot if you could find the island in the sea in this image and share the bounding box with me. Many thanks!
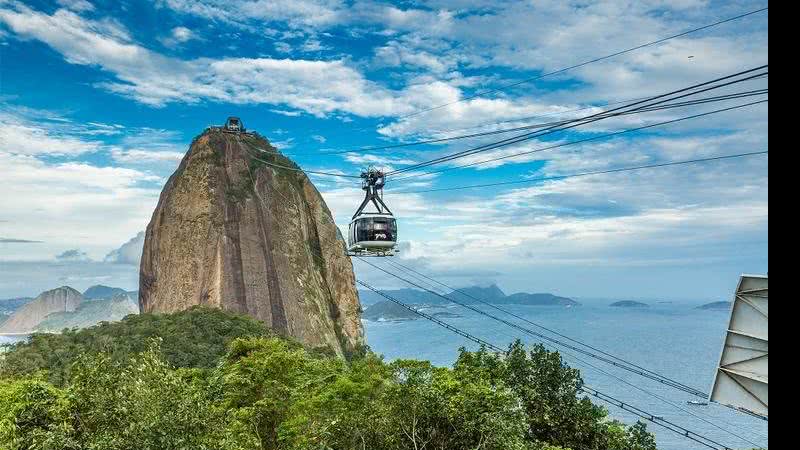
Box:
[363,301,419,322]
[609,300,649,308]
[362,302,466,322]
[359,284,579,308]
[696,301,732,310]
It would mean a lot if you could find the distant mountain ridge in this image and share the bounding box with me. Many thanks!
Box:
[0,285,140,334]
[0,296,34,315]
[359,284,578,307]
[83,285,130,299]
[36,293,139,332]
[0,286,83,333]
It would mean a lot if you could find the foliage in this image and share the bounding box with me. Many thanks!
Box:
[0,307,276,385]
[0,309,660,450]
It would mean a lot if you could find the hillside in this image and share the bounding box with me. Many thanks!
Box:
[139,130,362,356]
[0,308,657,450]
[83,285,129,299]
[35,293,139,332]
[0,306,278,385]
[0,297,34,315]
[0,286,83,334]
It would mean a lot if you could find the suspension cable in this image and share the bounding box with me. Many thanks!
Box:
[388,96,767,183]
[356,278,733,450]
[397,7,768,120]
[358,257,710,397]
[386,66,766,176]
[382,259,767,447]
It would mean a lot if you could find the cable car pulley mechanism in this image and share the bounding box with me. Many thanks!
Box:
[347,168,398,257]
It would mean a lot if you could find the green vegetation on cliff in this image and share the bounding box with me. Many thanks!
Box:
[0,308,658,450]
[0,307,276,385]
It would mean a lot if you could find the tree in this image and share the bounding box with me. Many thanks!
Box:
[0,309,660,450]
[454,341,657,450]
[0,307,276,385]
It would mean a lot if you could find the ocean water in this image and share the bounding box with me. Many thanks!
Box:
[364,302,768,450]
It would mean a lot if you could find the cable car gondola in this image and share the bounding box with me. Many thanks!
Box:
[223,116,244,133]
[347,169,397,256]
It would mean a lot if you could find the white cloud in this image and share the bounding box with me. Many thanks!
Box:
[158,0,346,29]
[0,107,188,168]
[104,231,144,265]
[0,1,769,299]
[56,0,95,12]
[270,109,302,117]
[55,248,92,262]
[328,130,768,297]
[0,152,162,262]
[110,148,184,163]
[270,137,295,149]
[0,113,103,156]
[0,4,411,114]
[342,152,416,167]
[274,41,292,53]
[301,37,329,52]
[158,26,198,47]
[1,2,766,130]
[311,134,326,143]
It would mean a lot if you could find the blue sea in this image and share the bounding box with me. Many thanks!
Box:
[365,301,768,450]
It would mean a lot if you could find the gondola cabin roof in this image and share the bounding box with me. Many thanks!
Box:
[349,212,395,225]
[224,116,244,131]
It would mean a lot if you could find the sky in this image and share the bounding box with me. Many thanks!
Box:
[0,0,768,300]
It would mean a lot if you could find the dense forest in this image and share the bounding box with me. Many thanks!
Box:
[0,307,662,450]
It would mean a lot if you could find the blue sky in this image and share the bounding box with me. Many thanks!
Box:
[0,0,768,300]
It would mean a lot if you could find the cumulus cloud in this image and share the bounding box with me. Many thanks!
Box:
[104,231,144,265]
[0,1,769,299]
[0,152,162,262]
[0,5,403,114]
[0,112,104,156]
[158,0,345,29]
[56,249,92,262]
[158,26,198,47]
[56,0,95,12]
[110,148,184,163]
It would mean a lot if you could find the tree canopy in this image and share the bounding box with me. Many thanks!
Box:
[0,307,660,450]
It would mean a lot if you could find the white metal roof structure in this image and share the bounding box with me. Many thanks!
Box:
[710,274,768,419]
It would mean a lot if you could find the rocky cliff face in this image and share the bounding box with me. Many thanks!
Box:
[0,286,82,333]
[139,131,363,356]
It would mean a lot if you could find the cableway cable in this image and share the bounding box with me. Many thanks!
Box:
[358,257,709,397]
[356,278,734,450]
[388,96,767,182]
[394,150,768,194]
[386,66,767,176]
[325,88,765,156]
[397,7,768,120]
[233,135,362,178]
[381,259,768,447]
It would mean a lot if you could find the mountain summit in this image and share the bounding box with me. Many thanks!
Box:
[139,128,363,355]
